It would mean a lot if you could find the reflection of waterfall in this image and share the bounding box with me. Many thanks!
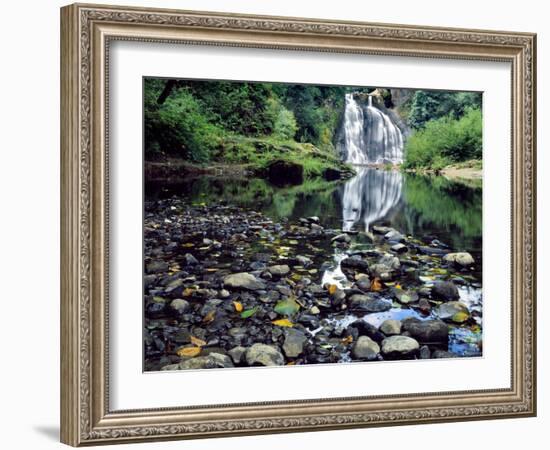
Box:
[342,93,404,164]
[342,168,403,232]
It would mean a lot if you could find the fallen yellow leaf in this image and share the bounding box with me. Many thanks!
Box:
[341,335,353,345]
[328,284,338,295]
[177,346,201,357]
[182,288,194,297]
[190,336,207,347]
[233,301,243,312]
[272,318,294,327]
[202,310,216,324]
[394,283,402,290]
[371,277,383,292]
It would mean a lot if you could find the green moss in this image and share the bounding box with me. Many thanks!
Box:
[213,135,352,179]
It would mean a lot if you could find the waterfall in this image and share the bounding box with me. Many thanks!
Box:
[343,93,368,164]
[342,93,404,164]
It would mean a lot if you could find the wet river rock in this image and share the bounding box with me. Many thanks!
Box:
[402,318,449,344]
[379,319,402,336]
[381,335,420,358]
[437,301,470,323]
[352,336,380,360]
[431,280,460,301]
[348,294,392,312]
[162,353,234,371]
[340,256,369,272]
[283,329,308,358]
[246,343,285,366]
[223,272,266,291]
[443,252,475,268]
[268,265,291,277]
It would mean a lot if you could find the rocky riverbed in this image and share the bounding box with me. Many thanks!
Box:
[144,198,482,371]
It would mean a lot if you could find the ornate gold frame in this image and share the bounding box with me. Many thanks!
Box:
[60,3,537,446]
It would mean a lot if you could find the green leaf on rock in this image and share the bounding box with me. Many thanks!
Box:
[274,297,300,316]
[240,307,258,319]
[452,311,469,323]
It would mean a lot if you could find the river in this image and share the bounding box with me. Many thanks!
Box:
[145,167,483,359]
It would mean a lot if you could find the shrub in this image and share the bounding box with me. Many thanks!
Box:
[403,107,482,169]
[273,105,298,140]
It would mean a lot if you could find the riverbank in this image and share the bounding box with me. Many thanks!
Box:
[146,136,355,184]
[402,159,482,181]
[144,198,482,372]
[441,160,483,181]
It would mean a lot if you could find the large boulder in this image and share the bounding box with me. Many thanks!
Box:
[223,272,266,291]
[283,329,307,358]
[402,318,449,343]
[379,319,402,336]
[352,336,380,360]
[370,254,401,281]
[268,265,290,277]
[390,243,408,253]
[340,256,369,272]
[443,252,475,268]
[228,346,247,365]
[384,230,405,243]
[323,167,354,181]
[379,254,401,270]
[381,335,419,358]
[331,233,352,244]
[393,289,419,305]
[437,301,470,323]
[182,253,199,266]
[145,297,167,318]
[246,343,285,366]
[146,260,168,274]
[168,298,190,317]
[348,294,392,312]
[347,320,385,343]
[162,352,234,370]
[431,280,460,301]
[265,160,303,186]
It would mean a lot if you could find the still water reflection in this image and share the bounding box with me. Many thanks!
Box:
[147,167,482,276]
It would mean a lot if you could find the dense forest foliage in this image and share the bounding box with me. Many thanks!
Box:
[144,78,349,178]
[402,90,482,169]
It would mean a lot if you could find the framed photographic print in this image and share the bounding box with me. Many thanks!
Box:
[60,3,537,446]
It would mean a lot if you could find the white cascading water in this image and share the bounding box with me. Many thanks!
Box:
[342,93,404,164]
[343,93,368,164]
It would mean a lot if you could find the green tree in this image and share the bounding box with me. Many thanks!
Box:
[144,79,221,162]
[408,90,482,129]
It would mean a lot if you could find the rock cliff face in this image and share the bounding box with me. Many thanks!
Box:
[389,88,414,109]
